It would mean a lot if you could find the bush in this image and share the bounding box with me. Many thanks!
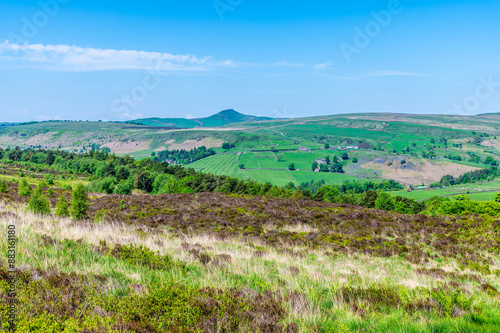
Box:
[87,177,116,194]
[375,192,395,211]
[70,184,89,220]
[55,195,69,217]
[27,187,51,216]
[18,179,32,197]
[0,179,7,193]
[114,180,133,195]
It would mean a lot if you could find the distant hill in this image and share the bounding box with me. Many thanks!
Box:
[131,109,274,128]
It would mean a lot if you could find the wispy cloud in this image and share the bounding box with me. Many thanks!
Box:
[0,40,237,72]
[365,70,427,77]
[313,61,335,70]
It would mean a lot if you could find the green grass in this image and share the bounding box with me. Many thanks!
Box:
[187,153,246,178]
[395,181,500,201]
[3,192,500,332]
[191,151,377,186]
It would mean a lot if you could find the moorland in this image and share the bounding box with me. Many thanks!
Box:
[0,145,500,331]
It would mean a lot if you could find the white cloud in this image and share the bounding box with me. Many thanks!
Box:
[313,62,335,70]
[0,40,237,72]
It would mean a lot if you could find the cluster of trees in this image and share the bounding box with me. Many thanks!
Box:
[444,154,462,161]
[8,147,500,219]
[306,187,425,214]
[434,167,500,187]
[222,142,236,150]
[311,153,350,173]
[425,194,500,217]
[16,179,89,220]
[153,146,216,164]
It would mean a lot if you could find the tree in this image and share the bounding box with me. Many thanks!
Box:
[495,192,500,203]
[55,195,69,217]
[45,151,56,166]
[238,164,245,169]
[324,143,330,149]
[27,186,51,216]
[330,163,344,173]
[341,152,349,160]
[134,171,153,192]
[8,148,22,161]
[222,142,231,150]
[116,166,130,182]
[311,162,318,171]
[352,157,358,163]
[359,190,377,208]
[325,156,331,164]
[18,179,32,197]
[288,163,295,170]
[70,183,89,220]
[375,192,395,211]
[114,179,133,195]
[320,164,329,172]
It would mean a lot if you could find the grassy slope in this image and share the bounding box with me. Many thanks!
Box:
[395,181,500,201]
[133,109,274,128]
[2,181,500,331]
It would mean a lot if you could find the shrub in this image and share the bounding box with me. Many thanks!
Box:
[110,243,183,270]
[0,179,8,193]
[44,173,55,185]
[55,195,69,217]
[70,184,89,220]
[18,179,32,196]
[27,187,51,216]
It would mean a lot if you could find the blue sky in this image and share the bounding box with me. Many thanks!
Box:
[0,0,499,122]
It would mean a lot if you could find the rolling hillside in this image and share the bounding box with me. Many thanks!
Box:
[131,109,275,128]
[2,112,500,187]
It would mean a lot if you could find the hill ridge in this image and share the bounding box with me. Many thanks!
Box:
[132,109,274,128]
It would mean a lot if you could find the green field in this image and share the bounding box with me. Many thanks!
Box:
[395,181,500,201]
[188,153,246,179]
[188,151,381,186]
